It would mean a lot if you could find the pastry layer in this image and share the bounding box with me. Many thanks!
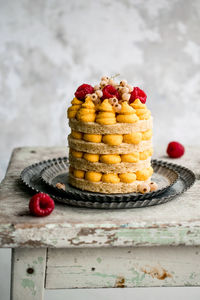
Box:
[69,154,151,173]
[69,174,150,194]
[68,135,152,154]
[69,117,153,134]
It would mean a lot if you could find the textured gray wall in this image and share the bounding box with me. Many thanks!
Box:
[1,0,200,179]
[0,0,200,299]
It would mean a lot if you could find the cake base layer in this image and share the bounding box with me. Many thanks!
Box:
[69,155,151,173]
[68,135,152,154]
[69,118,153,134]
[69,174,150,194]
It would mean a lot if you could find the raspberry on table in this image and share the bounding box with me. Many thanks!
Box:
[29,193,55,217]
[102,85,120,100]
[129,87,147,104]
[167,141,185,158]
[75,84,94,100]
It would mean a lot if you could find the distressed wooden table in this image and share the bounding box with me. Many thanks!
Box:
[0,146,199,299]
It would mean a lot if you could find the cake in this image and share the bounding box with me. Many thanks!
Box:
[67,76,157,194]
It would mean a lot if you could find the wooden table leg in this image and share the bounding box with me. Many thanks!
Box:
[10,248,46,300]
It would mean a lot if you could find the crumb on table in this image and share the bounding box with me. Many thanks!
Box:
[55,183,66,191]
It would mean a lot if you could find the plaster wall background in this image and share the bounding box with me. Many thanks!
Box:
[0,0,200,299]
[1,0,200,179]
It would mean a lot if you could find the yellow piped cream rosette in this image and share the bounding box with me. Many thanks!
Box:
[67,78,154,194]
[130,98,151,120]
[67,97,82,119]
[95,99,116,125]
[76,97,96,122]
[116,102,139,123]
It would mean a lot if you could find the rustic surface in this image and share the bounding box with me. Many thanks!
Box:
[0,146,199,248]
[45,246,200,289]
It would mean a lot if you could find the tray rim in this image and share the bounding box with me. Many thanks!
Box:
[40,157,179,200]
[20,158,196,209]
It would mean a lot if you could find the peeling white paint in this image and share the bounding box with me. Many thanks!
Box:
[0,145,199,249]
[46,246,200,289]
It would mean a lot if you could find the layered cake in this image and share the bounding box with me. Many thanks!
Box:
[67,76,157,194]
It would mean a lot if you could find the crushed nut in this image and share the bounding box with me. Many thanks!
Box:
[56,182,66,191]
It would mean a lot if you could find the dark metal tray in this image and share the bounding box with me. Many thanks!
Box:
[20,158,195,209]
[41,158,179,201]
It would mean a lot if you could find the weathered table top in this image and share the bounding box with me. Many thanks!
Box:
[0,146,199,248]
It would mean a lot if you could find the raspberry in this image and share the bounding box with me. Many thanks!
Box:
[129,87,147,104]
[29,193,55,217]
[75,84,94,100]
[102,85,120,100]
[167,141,185,158]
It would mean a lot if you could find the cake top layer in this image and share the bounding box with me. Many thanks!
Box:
[74,76,147,104]
[67,76,150,124]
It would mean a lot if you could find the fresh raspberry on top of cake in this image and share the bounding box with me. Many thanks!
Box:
[102,85,120,100]
[130,87,147,104]
[75,84,94,100]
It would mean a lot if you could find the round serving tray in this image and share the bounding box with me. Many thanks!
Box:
[20,158,195,209]
[41,158,179,201]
